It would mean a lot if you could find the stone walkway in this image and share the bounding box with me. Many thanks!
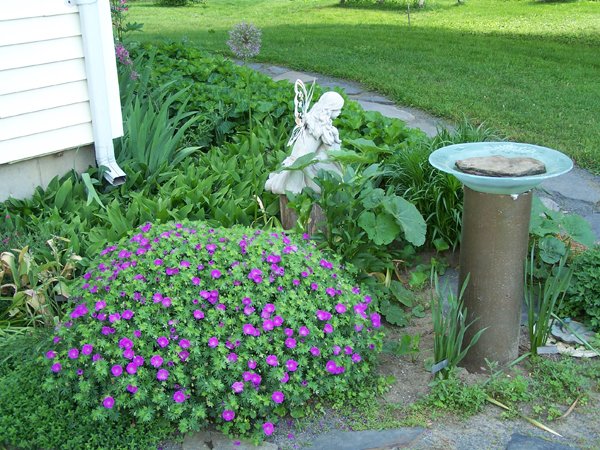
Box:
[174,64,600,450]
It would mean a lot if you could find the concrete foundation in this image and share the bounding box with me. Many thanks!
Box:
[459,186,532,372]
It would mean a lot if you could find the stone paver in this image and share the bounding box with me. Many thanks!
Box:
[299,428,425,450]
[505,433,579,450]
[183,431,277,450]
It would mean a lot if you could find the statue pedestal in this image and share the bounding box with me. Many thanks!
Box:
[279,195,326,236]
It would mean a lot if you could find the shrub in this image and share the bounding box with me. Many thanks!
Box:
[42,221,383,441]
[559,245,600,331]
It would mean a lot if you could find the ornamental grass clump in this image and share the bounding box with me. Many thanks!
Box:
[43,221,383,440]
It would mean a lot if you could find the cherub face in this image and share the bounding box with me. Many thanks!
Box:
[330,109,341,119]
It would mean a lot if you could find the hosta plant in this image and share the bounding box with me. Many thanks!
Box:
[43,221,383,441]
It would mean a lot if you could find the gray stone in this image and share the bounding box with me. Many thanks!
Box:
[318,78,363,96]
[539,166,600,205]
[272,71,318,84]
[539,196,561,212]
[456,156,546,177]
[300,428,424,450]
[357,100,415,122]
[350,92,396,105]
[505,433,579,450]
[183,431,277,450]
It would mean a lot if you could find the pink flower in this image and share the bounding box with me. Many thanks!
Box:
[111,365,123,377]
[68,348,79,359]
[284,338,297,349]
[232,381,244,393]
[156,369,169,381]
[271,391,285,404]
[81,344,93,355]
[326,360,337,374]
[273,315,284,326]
[222,410,235,421]
[211,269,221,279]
[280,372,289,383]
[51,363,62,373]
[127,384,138,394]
[193,309,205,320]
[46,350,56,359]
[316,310,331,321]
[298,326,310,337]
[352,353,362,363]
[208,337,219,348]
[150,355,163,368]
[263,422,274,436]
[179,339,190,349]
[157,336,169,348]
[335,303,347,314]
[310,346,320,357]
[173,390,186,403]
[323,323,334,334]
[248,359,257,369]
[266,355,278,366]
[286,359,298,372]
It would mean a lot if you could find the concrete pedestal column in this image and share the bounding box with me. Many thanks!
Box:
[459,186,532,372]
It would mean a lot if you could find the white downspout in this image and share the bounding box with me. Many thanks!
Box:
[69,0,126,185]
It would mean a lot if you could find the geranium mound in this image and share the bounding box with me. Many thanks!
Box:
[44,221,383,439]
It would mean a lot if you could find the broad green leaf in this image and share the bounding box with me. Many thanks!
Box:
[560,214,595,248]
[380,299,408,326]
[358,211,401,245]
[382,195,426,246]
[389,280,414,307]
[539,235,567,264]
[361,188,385,209]
[54,178,73,210]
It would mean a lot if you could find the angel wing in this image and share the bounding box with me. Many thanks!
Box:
[287,79,316,147]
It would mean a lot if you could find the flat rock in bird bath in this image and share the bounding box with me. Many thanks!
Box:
[456,156,546,177]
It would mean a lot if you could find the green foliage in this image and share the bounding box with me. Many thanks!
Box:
[43,221,383,441]
[528,357,591,408]
[393,333,421,362]
[559,245,600,330]
[524,247,573,355]
[424,372,487,414]
[431,274,486,379]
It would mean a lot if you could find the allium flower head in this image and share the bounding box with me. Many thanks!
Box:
[227,22,262,60]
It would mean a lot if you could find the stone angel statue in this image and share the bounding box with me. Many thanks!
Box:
[265,80,344,195]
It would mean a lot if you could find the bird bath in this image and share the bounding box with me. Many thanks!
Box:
[429,142,573,371]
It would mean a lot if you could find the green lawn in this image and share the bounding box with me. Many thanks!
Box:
[128,0,600,172]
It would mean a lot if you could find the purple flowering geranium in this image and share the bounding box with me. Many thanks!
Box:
[44,221,383,441]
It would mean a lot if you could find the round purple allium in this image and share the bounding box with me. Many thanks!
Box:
[248,359,257,369]
[232,381,244,393]
[335,303,347,314]
[156,369,169,381]
[67,348,79,359]
[119,337,134,349]
[157,336,169,348]
[127,384,138,394]
[227,21,262,60]
[103,396,115,409]
[222,409,235,422]
[111,365,123,377]
[126,362,137,375]
[193,309,205,320]
[173,390,186,403]
[150,355,163,368]
[266,355,278,366]
[271,391,285,404]
[286,359,298,372]
[263,422,274,436]
[298,326,310,337]
[45,350,57,359]
[208,337,219,348]
[323,323,334,334]
[352,353,362,363]
[81,344,93,355]
[51,363,62,373]
[179,339,190,349]
[284,338,297,349]
[210,269,221,279]
[122,309,134,320]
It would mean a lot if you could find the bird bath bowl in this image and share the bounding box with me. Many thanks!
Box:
[429,142,573,195]
[428,142,573,371]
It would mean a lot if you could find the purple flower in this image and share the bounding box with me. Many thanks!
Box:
[165,267,179,276]
[248,359,257,369]
[272,391,285,404]
[157,336,169,348]
[127,384,138,394]
[370,312,381,328]
[111,365,123,377]
[280,372,289,383]
[134,329,142,338]
[103,396,115,409]
[344,346,353,355]
[119,337,134,349]
[352,353,362,363]
[310,346,321,357]
[122,309,134,320]
[326,360,337,374]
[263,320,275,331]
[126,363,137,375]
[154,259,163,266]
[266,355,278,366]
[286,359,298,372]
[232,381,244,393]
[193,310,205,320]
[284,328,294,337]
[311,283,318,290]
[208,337,219,348]
[325,287,336,297]
[251,373,262,385]
[354,324,364,332]
[133,355,144,366]
[323,323,334,334]
[273,315,284,326]
[248,268,263,283]
[46,350,56,359]
[264,303,276,314]
[227,353,238,363]
[192,276,201,285]
[92,353,102,362]
[156,369,169,381]
[222,409,235,422]
[173,390,186,403]
[263,422,274,436]
[333,345,341,356]
[335,303,347,314]
[244,306,255,316]
[179,339,190,349]
[179,351,190,362]
[51,363,62,373]
[67,348,79,359]
[150,355,163,368]
[298,326,310,337]
[243,324,256,335]
[316,310,331,321]
[285,338,297,349]
[123,349,135,359]
[77,369,84,376]
[95,301,106,311]
[211,269,221,279]
[162,297,172,308]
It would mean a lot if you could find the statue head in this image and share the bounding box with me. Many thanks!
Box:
[311,91,344,119]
